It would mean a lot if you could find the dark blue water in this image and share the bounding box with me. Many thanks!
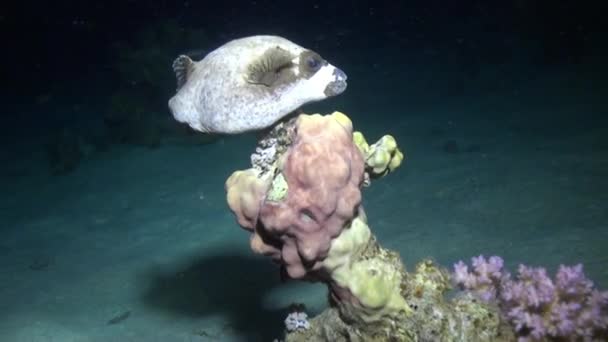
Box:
[1,1,606,341]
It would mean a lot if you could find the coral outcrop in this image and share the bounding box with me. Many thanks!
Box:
[225,112,514,341]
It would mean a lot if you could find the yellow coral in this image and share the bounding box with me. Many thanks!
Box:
[323,214,410,323]
[354,132,405,178]
[388,148,404,172]
[225,168,270,230]
[330,111,354,132]
[323,216,371,274]
[353,131,369,156]
[346,258,410,322]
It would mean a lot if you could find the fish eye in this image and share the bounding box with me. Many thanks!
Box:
[307,56,321,71]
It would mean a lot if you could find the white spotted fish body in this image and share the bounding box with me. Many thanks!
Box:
[168,35,347,134]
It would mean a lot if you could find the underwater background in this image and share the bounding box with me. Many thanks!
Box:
[1,0,606,341]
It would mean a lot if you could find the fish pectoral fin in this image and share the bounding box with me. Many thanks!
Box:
[172,55,194,90]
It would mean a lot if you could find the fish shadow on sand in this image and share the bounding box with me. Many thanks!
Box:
[142,251,287,341]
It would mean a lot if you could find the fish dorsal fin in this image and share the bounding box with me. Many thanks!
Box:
[172,55,194,90]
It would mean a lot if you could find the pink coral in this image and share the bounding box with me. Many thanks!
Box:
[226,114,365,279]
[258,114,365,279]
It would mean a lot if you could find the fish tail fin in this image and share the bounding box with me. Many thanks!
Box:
[172,55,194,91]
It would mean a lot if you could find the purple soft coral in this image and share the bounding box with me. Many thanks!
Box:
[453,255,608,341]
[453,255,506,301]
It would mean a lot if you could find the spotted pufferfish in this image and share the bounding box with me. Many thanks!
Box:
[168,35,348,134]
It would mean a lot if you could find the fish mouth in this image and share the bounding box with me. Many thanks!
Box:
[324,67,348,97]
